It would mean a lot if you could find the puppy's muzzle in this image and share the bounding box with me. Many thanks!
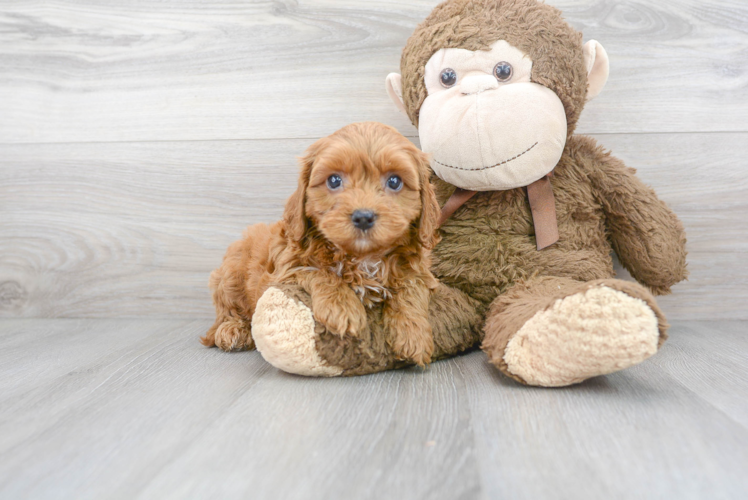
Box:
[351,209,377,231]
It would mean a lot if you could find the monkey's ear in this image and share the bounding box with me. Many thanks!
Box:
[583,40,609,102]
[386,73,408,116]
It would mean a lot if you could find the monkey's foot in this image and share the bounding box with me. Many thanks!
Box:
[499,285,661,387]
[252,287,344,377]
[483,278,667,387]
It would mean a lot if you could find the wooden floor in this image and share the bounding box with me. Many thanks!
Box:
[2,0,748,498]
[0,319,746,499]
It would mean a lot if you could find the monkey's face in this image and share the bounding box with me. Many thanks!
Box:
[418,40,567,191]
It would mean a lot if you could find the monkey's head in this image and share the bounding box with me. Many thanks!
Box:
[386,0,609,191]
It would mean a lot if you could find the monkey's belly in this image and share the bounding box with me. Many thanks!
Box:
[431,228,616,308]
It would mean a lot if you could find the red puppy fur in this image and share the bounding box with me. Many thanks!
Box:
[201,122,441,366]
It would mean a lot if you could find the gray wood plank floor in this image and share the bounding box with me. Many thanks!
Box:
[1,319,746,499]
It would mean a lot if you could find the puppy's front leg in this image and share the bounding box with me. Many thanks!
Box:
[384,280,434,367]
[297,270,367,337]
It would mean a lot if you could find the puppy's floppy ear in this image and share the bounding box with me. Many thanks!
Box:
[412,148,441,250]
[284,139,320,244]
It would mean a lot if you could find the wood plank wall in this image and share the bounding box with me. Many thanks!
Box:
[1,0,746,319]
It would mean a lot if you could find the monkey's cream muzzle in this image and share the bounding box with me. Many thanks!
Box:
[418,41,567,191]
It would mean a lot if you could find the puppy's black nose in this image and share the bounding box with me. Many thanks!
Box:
[351,210,377,230]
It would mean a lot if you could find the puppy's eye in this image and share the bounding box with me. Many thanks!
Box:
[386,175,403,192]
[327,174,343,190]
[494,61,513,82]
[440,68,457,88]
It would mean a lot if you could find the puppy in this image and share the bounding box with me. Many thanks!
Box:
[201,122,441,366]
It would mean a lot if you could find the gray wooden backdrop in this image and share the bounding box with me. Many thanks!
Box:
[1,0,746,320]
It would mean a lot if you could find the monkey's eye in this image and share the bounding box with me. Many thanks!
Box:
[494,61,513,82]
[327,174,343,190]
[440,68,457,88]
[386,175,403,192]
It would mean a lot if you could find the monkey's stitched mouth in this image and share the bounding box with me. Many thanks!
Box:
[433,142,538,172]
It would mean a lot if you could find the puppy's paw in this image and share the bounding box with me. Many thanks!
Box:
[313,294,367,337]
[387,313,434,367]
[202,317,254,352]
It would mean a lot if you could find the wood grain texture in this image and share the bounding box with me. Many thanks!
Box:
[0,319,746,499]
[460,326,748,500]
[1,2,746,498]
[2,133,745,244]
[1,0,747,144]
[1,133,745,319]
[0,319,270,499]
[649,321,748,428]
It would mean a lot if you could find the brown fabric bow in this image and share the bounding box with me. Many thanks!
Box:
[437,175,559,251]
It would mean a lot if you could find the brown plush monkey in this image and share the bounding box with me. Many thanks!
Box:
[249,0,688,386]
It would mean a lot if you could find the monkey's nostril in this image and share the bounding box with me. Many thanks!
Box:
[351,210,377,230]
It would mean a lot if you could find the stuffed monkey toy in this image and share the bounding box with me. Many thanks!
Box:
[248,0,688,386]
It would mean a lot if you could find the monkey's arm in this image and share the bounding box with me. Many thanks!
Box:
[579,137,688,295]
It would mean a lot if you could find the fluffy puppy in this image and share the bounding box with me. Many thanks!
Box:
[201,122,441,366]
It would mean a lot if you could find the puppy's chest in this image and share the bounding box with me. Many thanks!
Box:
[330,258,390,308]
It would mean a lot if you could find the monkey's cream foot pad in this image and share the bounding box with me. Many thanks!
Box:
[503,286,660,387]
[252,287,343,377]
